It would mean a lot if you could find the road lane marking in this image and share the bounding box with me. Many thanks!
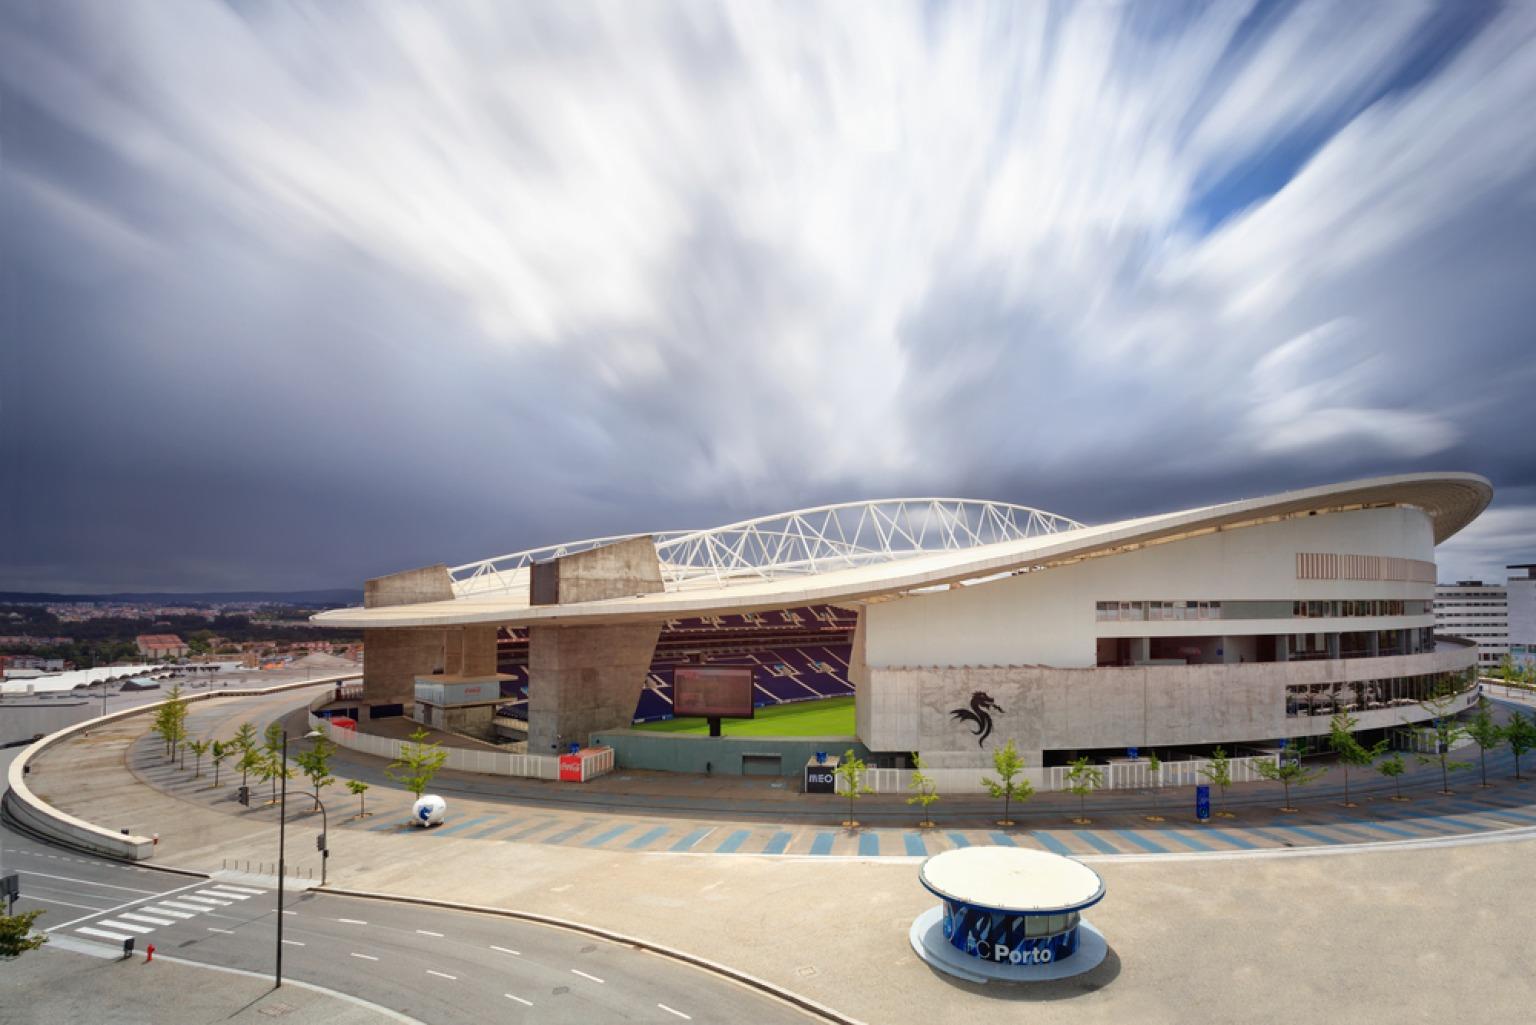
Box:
[203,888,255,899]
[18,870,163,895]
[282,940,305,947]
[77,926,133,942]
[147,906,194,919]
[505,994,533,1007]
[658,1004,692,1020]
[157,901,209,914]
[570,969,604,984]
[338,918,368,925]
[282,911,298,916]
[96,919,153,934]
[118,912,175,926]
[416,930,444,937]
[207,927,235,934]
[490,945,521,956]
[209,884,264,895]
[350,952,378,961]
[181,896,231,906]
[426,970,457,980]
[14,895,101,911]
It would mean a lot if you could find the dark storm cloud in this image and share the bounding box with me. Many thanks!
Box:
[1,1,1533,592]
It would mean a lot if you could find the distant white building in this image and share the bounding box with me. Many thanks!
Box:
[1434,581,1508,670]
[1508,564,1536,669]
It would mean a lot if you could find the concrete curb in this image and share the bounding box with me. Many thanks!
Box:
[314,884,868,1025]
[2,675,357,861]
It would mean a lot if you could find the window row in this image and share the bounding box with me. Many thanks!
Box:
[1096,599,1430,622]
[1284,669,1477,718]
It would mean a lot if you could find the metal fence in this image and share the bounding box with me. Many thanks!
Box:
[855,753,1280,795]
[308,711,562,780]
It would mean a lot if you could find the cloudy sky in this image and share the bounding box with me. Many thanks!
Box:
[2,1,1533,593]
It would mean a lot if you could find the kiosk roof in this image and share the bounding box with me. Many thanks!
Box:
[919,846,1106,913]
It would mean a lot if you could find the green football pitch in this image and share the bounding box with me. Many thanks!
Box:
[633,696,855,736]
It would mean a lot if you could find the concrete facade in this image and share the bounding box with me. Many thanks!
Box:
[527,537,666,753]
[854,507,1468,766]
[361,565,456,708]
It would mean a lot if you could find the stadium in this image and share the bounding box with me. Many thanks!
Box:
[312,472,1491,775]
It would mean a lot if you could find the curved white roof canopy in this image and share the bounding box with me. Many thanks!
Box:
[920,847,1106,913]
[312,472,1491,630]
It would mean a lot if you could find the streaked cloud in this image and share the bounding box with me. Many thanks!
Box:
[2,1,1532,590]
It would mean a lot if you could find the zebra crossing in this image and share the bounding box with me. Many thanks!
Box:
[71,883,267,944]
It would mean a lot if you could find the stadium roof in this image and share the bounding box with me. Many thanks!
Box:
[311,472,1492,630]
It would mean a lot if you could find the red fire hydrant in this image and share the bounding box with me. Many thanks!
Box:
[146,943,155,963]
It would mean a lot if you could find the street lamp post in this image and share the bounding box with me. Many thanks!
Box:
[275,727,324,988]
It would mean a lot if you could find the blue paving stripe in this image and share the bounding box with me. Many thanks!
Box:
[808,832,836,856]
[945,831,972,848]
[431,814,496,837]
[1445,800,1536,824]
[544,820,599,845]
[1206,829,1257,850]
[468,818,525,840]
[503,818,557,841]
[1230,826,1300,847]
[583,823,635,848]
[762,831,792,855]
[1031,832,1073,856]
[1074,831,1121,855]
[626,826,670,850]
[1273,824,1346,845]
[904,833,928,857]
[1157,829,1212,852]
[1418,813,1496,833]
[670,828,712,852]
[715,829,751,854]
[987,831,1018,847]
[858,832,880,857]
[1113,829,1168,853]
[1346,819,1420,839]
[367,812,411,831]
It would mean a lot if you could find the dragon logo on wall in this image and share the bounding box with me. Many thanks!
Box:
[949,691,1004,748]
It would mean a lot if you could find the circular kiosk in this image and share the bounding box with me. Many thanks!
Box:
[911,846,1107,983]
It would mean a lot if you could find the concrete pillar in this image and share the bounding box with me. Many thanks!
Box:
[361,565,457,710]
[1367,631,1380,658]
[1276,634,1290,662]
[1327,632,1340,660]
[526,536,665,752]
[1129,637,1150,665]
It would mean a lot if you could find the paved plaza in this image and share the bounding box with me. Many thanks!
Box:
[19,684,1536,1024]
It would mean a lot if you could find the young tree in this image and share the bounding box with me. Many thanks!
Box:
[0,909,48,959]
[1506,711,1536,782]
[1254,743,1327,812]
[1064,757,1104,824]
[1329,713,1386,808]
[386,728,448,800]
[294,735,337,811]
[237,743,264,793]
[346,779,371,819]
[1465,698,1504,788]
[232,722,259,787]
[906,752,940,828]
[1144,751,1165,822]
[187,738,210,778]
[1416,687,1471,795]
[165,683,189,764]
[255,749,293,805]
[981,739,1033,826]
[834,749,873,827]
[263,720,285,758]
[1377,752,1408,800]
[151,702,177,759]
[1199,747,1234,818]
[210,740,229,788]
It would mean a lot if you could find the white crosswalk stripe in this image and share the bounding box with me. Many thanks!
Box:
[96,919,154,934]
[157,901,210,913]
[203,888,254,900]
[209,884,264,895]
[77,926,133,942]
[145,906,195,919]
[181,895,231,906]
[118,912,175,926]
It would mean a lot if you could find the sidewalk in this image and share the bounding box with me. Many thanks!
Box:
[19,687,1536,1025]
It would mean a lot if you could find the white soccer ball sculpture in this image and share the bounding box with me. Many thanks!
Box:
[411,794,447,827]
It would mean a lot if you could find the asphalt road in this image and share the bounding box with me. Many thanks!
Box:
[2,747,817,1025]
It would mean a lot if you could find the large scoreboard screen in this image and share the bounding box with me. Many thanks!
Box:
[672,667,755,719]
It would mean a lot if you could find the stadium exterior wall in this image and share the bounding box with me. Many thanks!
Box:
[855,506,1472,766]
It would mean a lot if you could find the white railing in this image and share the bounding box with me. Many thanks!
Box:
[852,753,1280,795]
[309,709,563,780]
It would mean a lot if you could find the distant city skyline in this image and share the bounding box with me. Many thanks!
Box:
[4,3,1533,593]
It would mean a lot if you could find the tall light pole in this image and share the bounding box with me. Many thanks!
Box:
[275,727,324,988]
